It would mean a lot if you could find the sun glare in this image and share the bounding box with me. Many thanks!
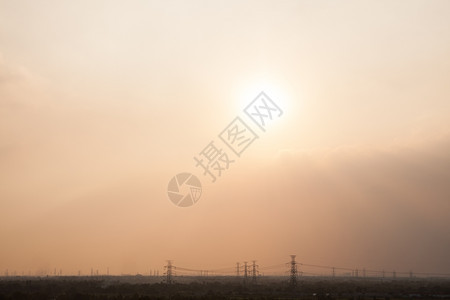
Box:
[231,78,295,137]
[234,79,292,115]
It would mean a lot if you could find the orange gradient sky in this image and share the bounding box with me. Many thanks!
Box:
[1,0,450,276]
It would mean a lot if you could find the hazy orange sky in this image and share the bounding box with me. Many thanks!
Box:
[1,0,450,276]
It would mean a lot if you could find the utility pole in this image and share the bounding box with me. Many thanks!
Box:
[236,262,240,277]
[290,255,298,287]
[332,267,335,278]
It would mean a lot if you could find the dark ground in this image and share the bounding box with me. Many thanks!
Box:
[0,276,449,299]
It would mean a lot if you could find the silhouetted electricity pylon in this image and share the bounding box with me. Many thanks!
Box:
[252,261,258,284]
[165,260,174,284]
[236,262,240,277]
[289,255,298,287]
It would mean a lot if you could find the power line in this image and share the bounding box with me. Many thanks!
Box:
[163,258,450,281]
